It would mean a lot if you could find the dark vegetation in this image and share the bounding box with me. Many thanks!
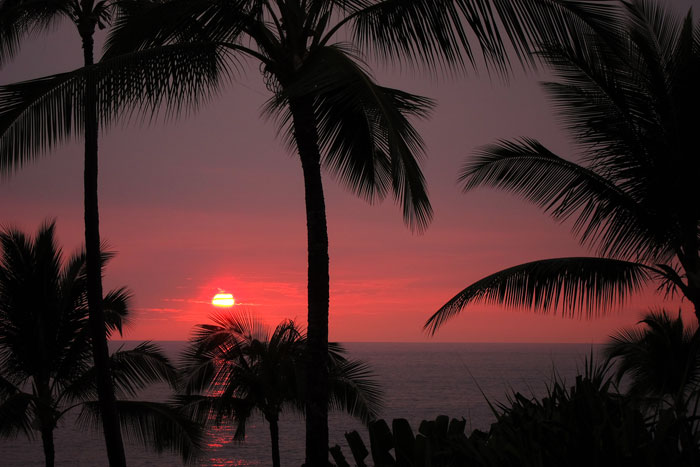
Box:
[332,339,700,466]
[0,0,618,464]
[178,312,383,467]
[427,0,700,332]
[0,0,699,465]
[0,223,204,467]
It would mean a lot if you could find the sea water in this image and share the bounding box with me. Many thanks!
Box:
[0,342,600,466]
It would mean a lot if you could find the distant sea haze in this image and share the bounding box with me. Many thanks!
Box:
[0,342,600,466]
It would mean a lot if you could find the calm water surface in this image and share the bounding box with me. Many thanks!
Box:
[0,342,601,466]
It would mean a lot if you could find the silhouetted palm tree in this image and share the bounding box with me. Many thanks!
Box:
[0,222,203,467]
[103,2,618,462]
[0,2,227,463]
[605,310,700,461]
[606,310,700,413]
[426,0,700,333]
[179,311,382,467]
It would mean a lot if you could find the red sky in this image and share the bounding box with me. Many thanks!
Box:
[0,2,695,343]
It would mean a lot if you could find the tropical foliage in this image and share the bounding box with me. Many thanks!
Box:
[178,311,382,467]
[606,310,700,460]
[426,0,700,333]
[333,357,700,466]
[607,311,700,409]
[0,222,203,466]
[102,2,621,462]
[0,1,228,464]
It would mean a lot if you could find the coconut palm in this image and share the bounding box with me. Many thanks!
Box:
[179,311,382,467]
[0,222,205,466]
[426,0,700,334]
[0,2,228,463]
[102,2,621,462]
[605,310,700,462]
[606,310,700,412]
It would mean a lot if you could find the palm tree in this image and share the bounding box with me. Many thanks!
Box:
[0,222,204,467]
[606,310,700,413]
[0,1,227,463]
[605,310,700,461]
[178,311,382,467]
[102,2,619,462]
[426,0,700,334]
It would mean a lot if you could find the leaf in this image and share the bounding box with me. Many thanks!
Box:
[425,257,654,334]
[461,138,670,262]
[77,400,204,463]
[0,41,229,174]
[269,44,434,232]
[0,392,34,439]
[328,358,384,424]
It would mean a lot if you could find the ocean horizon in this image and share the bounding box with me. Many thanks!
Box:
[1,341,603,466]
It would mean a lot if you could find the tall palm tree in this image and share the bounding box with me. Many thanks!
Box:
[103,2,618,462]
[178,311,382,467]
[0,222,204,467]
[426,0,700,334]
[0,1,228,464]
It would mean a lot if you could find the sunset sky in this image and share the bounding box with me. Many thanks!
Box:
[0,1,694,343]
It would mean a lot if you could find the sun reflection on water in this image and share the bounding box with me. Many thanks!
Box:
[207,458,257,466]
[200,379,263,467]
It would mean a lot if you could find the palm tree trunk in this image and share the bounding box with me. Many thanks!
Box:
[288,96,330,467]
[80,26,127,467]
[40,425,55,467]
[268,415,282,467]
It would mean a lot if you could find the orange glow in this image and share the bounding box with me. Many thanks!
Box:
[212,293,235,307]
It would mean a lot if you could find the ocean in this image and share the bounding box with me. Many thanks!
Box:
[0,342,601,466]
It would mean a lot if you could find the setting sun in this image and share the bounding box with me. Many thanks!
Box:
[212,293,235,307]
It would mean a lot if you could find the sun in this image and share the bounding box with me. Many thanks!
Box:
[212,293,235,307]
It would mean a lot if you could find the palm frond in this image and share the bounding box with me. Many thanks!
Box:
[605,309,700,405]
[109,342,180,397]
[270,44,434,232]
[104,0,250,57]
[0,41,229,175]
[461,138,671,262]
[328,358,383,424]
[0,222,65,378]
[0,69,82,174]
[344,0,623,74]
[346,0,505,73]
[425,257,653,334]
[174,394,254,440]
[77,400,204,463]
[103,286,132,336]
[0,392,34,439]
[177,350,218,396]
[493,0,625,61]
[0,373,20,400]
[63,342,178,402]
[0,0,69,67]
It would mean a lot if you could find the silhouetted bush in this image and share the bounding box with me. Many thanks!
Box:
[331,359,700,467]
